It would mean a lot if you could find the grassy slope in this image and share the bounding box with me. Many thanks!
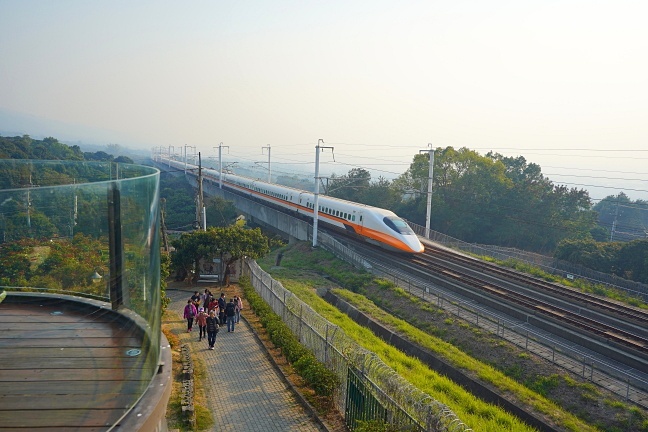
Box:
[257,244,599,432]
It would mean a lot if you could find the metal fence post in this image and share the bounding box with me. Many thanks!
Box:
[325,324,329,363]
[627,378,631,400]
[299,304,303,342]
[590,363,594,381]
[283,291,286,320]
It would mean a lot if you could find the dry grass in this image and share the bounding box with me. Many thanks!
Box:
[162,308,214,431]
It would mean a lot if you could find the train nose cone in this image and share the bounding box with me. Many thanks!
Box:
[404,235,425,253]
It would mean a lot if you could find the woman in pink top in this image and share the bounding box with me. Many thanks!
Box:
[195,307,208,341]
[183,299,198,332]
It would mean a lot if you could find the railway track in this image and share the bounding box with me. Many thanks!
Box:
[332,233,648,367]
[410,254,648,355]
[424,244,648,326]
[321,227,648,406]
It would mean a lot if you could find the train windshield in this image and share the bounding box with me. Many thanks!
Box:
[383,217,415,234]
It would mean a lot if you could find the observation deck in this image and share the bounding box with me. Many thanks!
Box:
[0,159,169,431]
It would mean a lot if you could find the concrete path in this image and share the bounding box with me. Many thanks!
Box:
[167,286,326,432]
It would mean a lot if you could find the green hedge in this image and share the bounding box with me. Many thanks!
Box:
[241,276,340,397]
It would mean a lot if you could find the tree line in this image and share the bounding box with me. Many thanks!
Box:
[328,147,599,251]
[0,135,139,241]
[326,146,648,284]
[3,135,647,285]
[0,135,134,163]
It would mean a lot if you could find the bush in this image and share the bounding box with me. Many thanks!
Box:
[241,276,340,398]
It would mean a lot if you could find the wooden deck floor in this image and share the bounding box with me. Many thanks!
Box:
[0,295,150,431]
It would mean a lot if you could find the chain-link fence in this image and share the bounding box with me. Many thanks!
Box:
[243,258,471,432]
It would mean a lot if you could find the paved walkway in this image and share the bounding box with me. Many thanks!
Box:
[167,286,326,432]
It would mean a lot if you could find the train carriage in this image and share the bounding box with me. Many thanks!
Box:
[161,156,424,254]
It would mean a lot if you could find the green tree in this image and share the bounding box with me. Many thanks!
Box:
[205,195,238,227]
[393,147,597,252]
[114,156,134,164]
[0,239,34,285]
[0,235,105,292]
[328,168,371,202]
[363,176,401,209]
[160,251,171,310]
[615,240,648,283]
[171,225,270,284]
[554,238,620,273]
[594,193,648,242]
[160,174,196,230]
[83,151,113,161]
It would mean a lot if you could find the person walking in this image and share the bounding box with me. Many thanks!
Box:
[201,289,211,310]
[234,295,243,323]
[225,298,236,332]
[183,299,197,332]
[208,295,219,314]
[196,307,208,341]
[206,309,219,350]
[218,293,226,325]
[191,291,201,304]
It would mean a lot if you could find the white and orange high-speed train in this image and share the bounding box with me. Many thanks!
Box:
[160,156,424,254]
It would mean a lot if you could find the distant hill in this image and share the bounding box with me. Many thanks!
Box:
[0,134,134,163]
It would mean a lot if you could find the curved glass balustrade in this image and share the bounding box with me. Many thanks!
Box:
[0,159,162,430]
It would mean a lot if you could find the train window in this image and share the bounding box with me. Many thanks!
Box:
[383,217,415,234]
[352,215,355,221]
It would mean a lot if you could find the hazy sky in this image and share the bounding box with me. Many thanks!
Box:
[1,0,647,201]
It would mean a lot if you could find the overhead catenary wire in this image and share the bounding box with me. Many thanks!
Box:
[160,144,648,222]
[157,155,648,244]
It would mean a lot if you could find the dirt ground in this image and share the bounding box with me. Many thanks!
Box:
[362,283,648,432]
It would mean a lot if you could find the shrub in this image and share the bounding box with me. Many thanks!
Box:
[241,275,340,398]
